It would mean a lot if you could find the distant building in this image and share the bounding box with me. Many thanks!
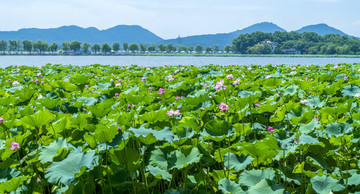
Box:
[260,40,276,52]
[282,48,301,55]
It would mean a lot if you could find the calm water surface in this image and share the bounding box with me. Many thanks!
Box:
[1,55,360,67]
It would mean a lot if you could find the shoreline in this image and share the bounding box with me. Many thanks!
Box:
[1,53,360,58]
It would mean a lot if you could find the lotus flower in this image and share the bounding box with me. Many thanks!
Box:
[218,102,229,111]
[267,126,275,133]
[149,87,152,91]
[334,65,338,69]
[300,99,308,104]
[292,67,296,71]
[12,80,20,87]
[141,77,146,82]
[355,93,360,97]
[344,76,348,80]
[226,74,233,80]
[265,75,271,79]
[115,93,119,97]
[84,85,89,89]
[254,103,261,107]
[41,81,45,85]
[146,67,151,71]
[305,77,309,81]
[37,177,41,183]
[0,117,4,123]
[215,79,226,91]
[9,142,20,150]
[248,67,252,71]
[314,117,319,121]
[232,79,240,85]
[167,109,181,116]
[115,83,121,87]
[158,88,165,94]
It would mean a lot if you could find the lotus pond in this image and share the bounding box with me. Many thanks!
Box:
[1,63,360,193]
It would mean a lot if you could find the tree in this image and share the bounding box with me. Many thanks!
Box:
[62,41,70,52]
[8,40,17,52]
[224,45,230,53]
[82,42,91,54]
[36,40,48,54]
[157,44,166,53]
[102,42,111,54]
[23,40,33,53]
[112,42,120,52]
[140,43,147,53]
[49,43,58,53]
[166,44,176,53]
[214,44,220,53]
[247,44,272,54]
[32,42,39,53]
[230,44,237,53]
[0,40,7,53]
[188,45,194,52]
[148,43,156,52]
[70,41,81,54]
[205,46,213,53]
[195,45,203,54]
[129,43,139,53]
[92,44,100,54]
[123,42,129,52]
[177,45,187,53]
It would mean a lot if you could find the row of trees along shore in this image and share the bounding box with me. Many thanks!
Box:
[0,31,360,55]
[0,40,233,54]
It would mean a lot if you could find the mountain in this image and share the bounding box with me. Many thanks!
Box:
[295,23,348,36]
[162,22,286,48]
[0,25,163,45]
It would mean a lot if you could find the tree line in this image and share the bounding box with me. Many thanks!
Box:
[231,31,360,55]
[0,40,227,54]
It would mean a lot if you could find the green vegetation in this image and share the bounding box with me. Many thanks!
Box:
[2,63,360,193]
[232,31,360,55]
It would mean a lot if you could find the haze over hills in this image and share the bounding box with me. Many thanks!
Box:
[0,22,357,48]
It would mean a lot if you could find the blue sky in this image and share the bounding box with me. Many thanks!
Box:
[0,0,359,39]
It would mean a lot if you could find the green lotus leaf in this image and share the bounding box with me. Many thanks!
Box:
[88,99,114,118]
[247,179,284,194]
[0,176,28,193]
[323,122,342,138]
[306,96,325,109]
[141,110,168,123]
[298,134,324,147]
[218,178,244,194]
[342,85,360,97]
[223,153,254,171]
[45,148,96,186]
[310,175,345,194]
[70,74,90,85]
[299,119,320,134]
[129,125,174,143]
[269,106,286,122]
[76,97,97,106]
[40,97,63,109]
[168,147,202,170]
[39,138,69,164]
[147,165,172,181]
[201,119,232,142]
[283,84,298,96]
[94,125,118,143]
[238,169,276,187]
[95,82,111,90]
[348,173,360,186]
[21,109,55,129]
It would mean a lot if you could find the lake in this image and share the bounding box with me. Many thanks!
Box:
[1,55,360,67]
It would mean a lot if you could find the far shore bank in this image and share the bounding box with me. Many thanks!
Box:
[1,53,360,58]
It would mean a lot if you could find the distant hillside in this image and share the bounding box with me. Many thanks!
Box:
[162,22,286,48]
[295,24,348,36]
[0,25,163,45]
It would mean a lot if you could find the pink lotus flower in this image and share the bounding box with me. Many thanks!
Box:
[265,75,271,79]
[85,85,89,89]
[141,77,146,82]
[12,81,19,87]
[0,117,4,123]
[248,67,252,71]
[314,117,319,122]
[305,77,309,81]
[115,93,119,97]
[8,79,11,82]
[64,78,69,81]
[334,65,338,69]
[9,142,20,150]
[174,69,179,73]
[215,79,226,91]
[37,73,41,76]
[167,109,181,116]
[218,102,229,111]
[232,79,240,85]
[226,74,233,80]
[226,69,230,72]
[204,84,210,88]
[292,67,296,71]
[158,88,165,94]
[146,67,151,71]
[355,93,360,97]
[117,126,122,132]
[132,104,136,108]
[344,76,348,80]
[40,81,44,85]
[175,96,183,100]
[300,99,308,104]
[295,138,300,143]
[115,83,121,87]
[37,177,41,183]
[254,103,261,107]
[111,73,114,76]
[267,126,275,133]
[181,67,185,70]
[110,79,114,82]
[149,87,152,91]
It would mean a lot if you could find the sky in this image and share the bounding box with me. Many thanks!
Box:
[0,0,359,39]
